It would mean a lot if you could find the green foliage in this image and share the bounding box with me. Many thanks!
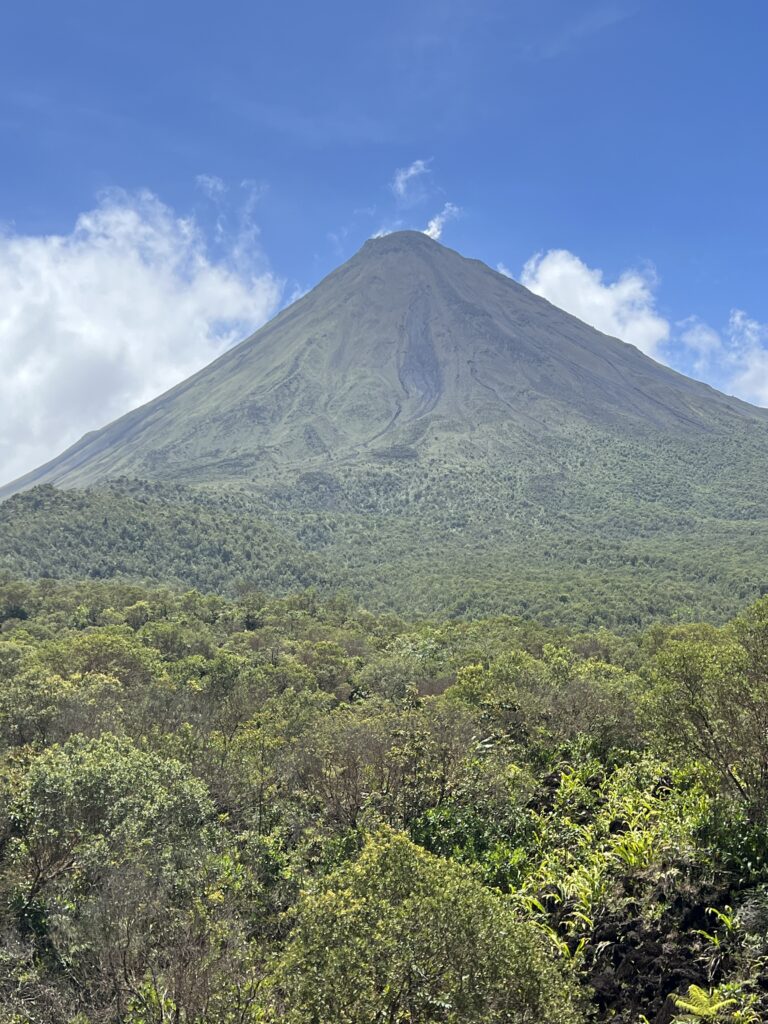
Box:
[4,453,768,629]
[2,579,768,1021]
[645,609,768,821]
[0,482,333,596]
[674,984,736,1019]
[264,829,583,1023]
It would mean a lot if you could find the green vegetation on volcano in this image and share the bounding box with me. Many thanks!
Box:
[3,443,768,628]
[4,578,768,1021]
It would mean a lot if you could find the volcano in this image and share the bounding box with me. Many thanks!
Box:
[3,231,768,626]
[3,230,765,496]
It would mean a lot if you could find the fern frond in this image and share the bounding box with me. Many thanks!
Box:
[673,983,737,1019]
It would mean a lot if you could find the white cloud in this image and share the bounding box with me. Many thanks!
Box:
[392,159,430,199]
[671,311,768,405]
[726,310,768,405]
[535,5,636,60]
[729,308,764,350]
[520,248,670,358]
[517,247,768,405]
[677,316,723,371]
[496,262,513,278]
[423,202,460,241]
[0,189,282,486]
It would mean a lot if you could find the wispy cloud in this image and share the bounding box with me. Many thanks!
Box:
[353,159,461,245]
[728,310,768,404]
[712,309,768,401]
[0,189,281,485]
[195,174,227,199]
[371,221,405,239]
[533,3,637,60]
[423,202,460,240]
[680,310,768,406]
[677,316,722,372]
[392,158,431,200]
[233,98,393,146]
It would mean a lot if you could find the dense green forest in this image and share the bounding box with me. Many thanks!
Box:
[3,474,768,629]
[2,578,768,1021]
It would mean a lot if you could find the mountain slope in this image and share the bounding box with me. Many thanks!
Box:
[3,230,766,496]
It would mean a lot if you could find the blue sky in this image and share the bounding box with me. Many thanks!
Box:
[1,0,768,480]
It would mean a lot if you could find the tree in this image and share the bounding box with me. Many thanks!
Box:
[646,626,768,819]
[6,734,236,1018]
[264,828,583,1024]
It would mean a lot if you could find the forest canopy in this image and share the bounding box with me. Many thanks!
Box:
[1,579,768,1022]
